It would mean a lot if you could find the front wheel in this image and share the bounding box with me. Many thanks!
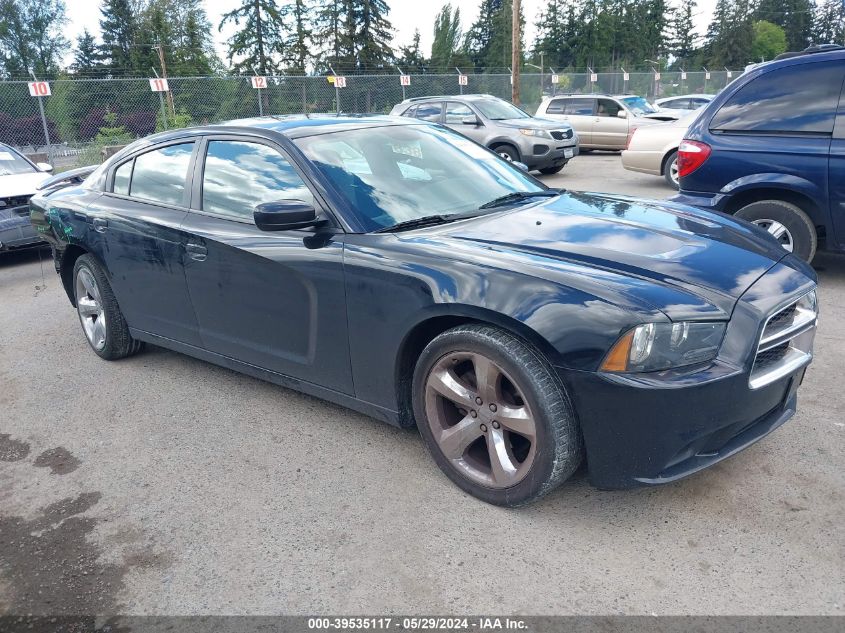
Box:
[73,254,144,360]
[413,325,583,506]
[493,145,519,162]
[735,200,817,261]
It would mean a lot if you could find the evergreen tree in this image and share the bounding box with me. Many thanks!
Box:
[532,0,570,71]
[431,4,462,70]
[465,0,522,71]
[464,0,498,70]
[754,0,813,51]
[99,0,137,75]
[398,29,427,71]
[219,0,287,75]
[356,0,394,71]
[284,0,312,74]
[813,0,845,45]
[314,0,354,71]
[667,1,697,65]
[706,0,754,68]
[71,28,101,75]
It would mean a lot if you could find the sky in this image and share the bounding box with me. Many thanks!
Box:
[63,0,718,69]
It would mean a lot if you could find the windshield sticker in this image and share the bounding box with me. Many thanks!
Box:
[0,152,16,161]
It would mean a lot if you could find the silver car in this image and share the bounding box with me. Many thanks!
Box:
[390,94,579,174]
[0,143,52,252]
[654,94,715,112]
[535,94,679,151]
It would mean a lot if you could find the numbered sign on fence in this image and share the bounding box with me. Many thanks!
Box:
[27,81,51,97]
[550,74,559,84]
[334,76,347,88]
[654,72,661,80]
[681,71,687,80]
[400,74,410,86]
[458,74,468,86]
[705,71,711,80]
[726,70,733,78]
[251,76,267,89]
[149,78,169,92]
[590,73,598,83]
[623,72,629,81]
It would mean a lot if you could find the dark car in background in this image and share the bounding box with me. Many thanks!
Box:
[390,94,578,174]
[30,115,817,506]
[673,46,845,261]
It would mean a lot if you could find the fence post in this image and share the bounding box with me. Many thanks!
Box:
[329,65,341,115]
[28,71,53,163]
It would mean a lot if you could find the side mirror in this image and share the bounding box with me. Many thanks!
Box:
[513,161,530,172]
[36,162,53,172]
[461,115,480,126]
[254,200,318,231]
[616,110,628,119]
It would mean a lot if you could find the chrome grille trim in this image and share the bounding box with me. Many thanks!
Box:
[749,291,817,390]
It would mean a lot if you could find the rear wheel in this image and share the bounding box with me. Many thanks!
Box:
[735,200,817,261]
[73,255,143,360]
[663,150,679,189]
[413,325,583,506]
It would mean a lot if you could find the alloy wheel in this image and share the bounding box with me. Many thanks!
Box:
[751,219,794,252]
[75,267,107,351]
[498,151,514,162]
[424,351,537,488]
[669,158,679,186]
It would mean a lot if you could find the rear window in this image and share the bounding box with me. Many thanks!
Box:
[710,62,845,134]
[129,143,194,206]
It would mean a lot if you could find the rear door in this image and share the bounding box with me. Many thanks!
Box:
[179,135,353,392]
[591,98,629,149]
[829,74,845,250]
[84,141,202,346]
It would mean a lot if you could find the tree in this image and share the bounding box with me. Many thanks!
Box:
[814,0,845,45]
[71,28,101,75]
[751,20,788,60]
[0,0,68,79]
[314,0,354,71]
[465,0,522,71]
[99,0,137,75]
[219,0,287,75]
[532,0,569,71]
[667,1,698,66]
[355,0,395,71]
[706,0,754,68]
[431,4,462,70]
[398,29,427,71]
[284,0,312,74]
[754,0,813,51]
[464,0,498,70]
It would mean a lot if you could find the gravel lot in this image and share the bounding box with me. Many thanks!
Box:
[1,152,843,616]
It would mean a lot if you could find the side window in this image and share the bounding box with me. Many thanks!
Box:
[597,99,622,117]
[710,62,845,134]
[415,102,443,122]
[402,105,417,118]
[564,98,595,115]
[444,102,474,124]
[545,98,566,114]
[662,99,687,109]
[690,98,710,108]
[112,160,132,195]
[202,140,314,220]
[129,143,194,206]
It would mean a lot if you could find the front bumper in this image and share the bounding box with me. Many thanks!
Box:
[0,208,42,251]
[562,261,816,490]
[524,139,579,170]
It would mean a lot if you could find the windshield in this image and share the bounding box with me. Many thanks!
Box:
[294,124,544,232]
[621,96,658,116]
[0,147,36,176]
[473,99,531,120]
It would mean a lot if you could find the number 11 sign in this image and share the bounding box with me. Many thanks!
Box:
[149,78,169,92]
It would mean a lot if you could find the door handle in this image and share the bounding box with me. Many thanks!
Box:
[92,218,108,233]
[186,243,207,262]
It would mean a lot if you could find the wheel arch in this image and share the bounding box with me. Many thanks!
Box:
[59,244,98,307]
[660,146,679,176]
[393,306,562,428]
[487,140,521,161]
[723,186,825,241]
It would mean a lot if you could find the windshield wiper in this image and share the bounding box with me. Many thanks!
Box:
[478,190,560,210]
[375,214,459,233]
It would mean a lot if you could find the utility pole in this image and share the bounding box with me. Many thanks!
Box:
[156,43,174,117]
[511,0,520,105]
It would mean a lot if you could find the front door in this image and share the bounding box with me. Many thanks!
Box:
[444,101,485,143]
[591,98,629,149]
[561,97,596,145]
[180,136,353,393]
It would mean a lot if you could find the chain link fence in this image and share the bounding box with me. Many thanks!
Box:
[0,71,739,169]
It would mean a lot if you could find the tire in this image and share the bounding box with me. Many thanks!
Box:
[412,324,583,507]
[734,200,817,262]
[662,150,679,189]
[493,144,519,162]
[539,164,565,175]
[73,254,144,360]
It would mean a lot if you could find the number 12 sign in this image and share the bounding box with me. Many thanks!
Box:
[28,81,51,97]
[149,78,169,92]
[251,76,267,89]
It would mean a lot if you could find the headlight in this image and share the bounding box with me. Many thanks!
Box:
[518,128,552,139]
[600,322,727,373]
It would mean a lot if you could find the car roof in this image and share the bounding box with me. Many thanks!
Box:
[656,94,714,100]
[399,94,499,103]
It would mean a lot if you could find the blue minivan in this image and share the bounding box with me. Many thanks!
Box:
[673,46,845,261]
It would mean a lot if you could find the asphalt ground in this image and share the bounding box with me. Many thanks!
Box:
[1,152,843,616]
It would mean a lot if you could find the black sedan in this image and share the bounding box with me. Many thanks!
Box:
[30,115,818,506]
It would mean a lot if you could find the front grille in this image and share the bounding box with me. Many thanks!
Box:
[0,195,32,217]
[749,291,817,389]
[551,129,573,140]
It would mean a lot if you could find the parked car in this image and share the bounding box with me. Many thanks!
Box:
[31,115,817,506]
[621,114,696,188]
[390,94,578,174]
[674,45,845,261]
[0,143,52,252]
[654,94,715,112]
[535,94,677,151]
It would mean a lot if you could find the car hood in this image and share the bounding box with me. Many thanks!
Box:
[496,117,573,130]
[0,171,50,198]
[403,192,790,319]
